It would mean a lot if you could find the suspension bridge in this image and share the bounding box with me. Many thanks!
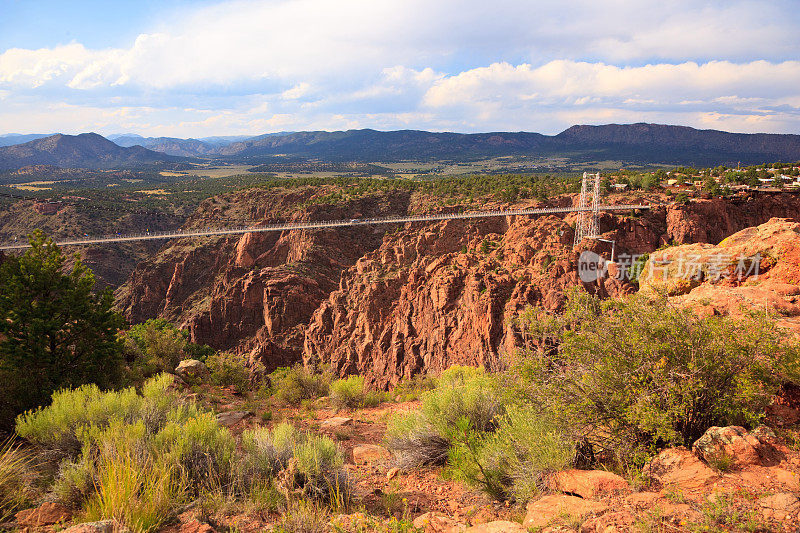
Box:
[0,195,651,251]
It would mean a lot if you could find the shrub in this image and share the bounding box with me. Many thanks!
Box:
[384,411,450,470]
[122,319,188,379]
[448,405,573,502]
[52,454,94,510]
[330,376,367,410]
[0,231,125,430]
[0,438,34,522]
[390,374,438,401]
[206,352,252,394]
[82,441,184,533]
[15,374,236,514]
[154,411,236,494]
[270,365,330,405]
[240,423,348,504]
[385,366,506,469]
[275,499,328,533]
[512,290,800,465]
[16,374,176,459]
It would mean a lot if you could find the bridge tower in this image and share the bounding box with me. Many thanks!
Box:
[574,172,601,246]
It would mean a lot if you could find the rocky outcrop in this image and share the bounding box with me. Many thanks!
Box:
[303,213,601,387]
[117,188,800,381]
[116,187,412,370]
[304,194,800,387]
[639,217,800,333]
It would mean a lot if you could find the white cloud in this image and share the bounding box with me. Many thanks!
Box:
[0,0,799,135]
[423,60,800,107]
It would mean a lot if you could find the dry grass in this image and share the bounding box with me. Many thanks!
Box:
[0,438,34,521]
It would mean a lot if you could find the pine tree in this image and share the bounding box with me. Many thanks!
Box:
[0,230,125,429]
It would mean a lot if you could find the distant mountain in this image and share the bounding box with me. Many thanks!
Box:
[210,125,800,165]
[108,134,258,156]
[0,133,179,171]
[108,135,221,157]
[2,124,798,168]
[197,135,262,146]
[216,129,551,160]
[555,123,800,164]
[0,133,53,147]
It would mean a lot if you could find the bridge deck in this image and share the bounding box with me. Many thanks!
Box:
[0,204,652,250]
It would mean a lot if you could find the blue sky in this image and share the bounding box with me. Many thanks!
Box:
[1,0,799,137]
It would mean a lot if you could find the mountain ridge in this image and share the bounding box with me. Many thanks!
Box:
[2,124,800,170]
[0,132,179,170]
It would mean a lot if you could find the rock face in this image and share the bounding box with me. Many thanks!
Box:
[118,188,800,381]
[304,213,592,386]
[117,187,411,371]
[640,217,800,333]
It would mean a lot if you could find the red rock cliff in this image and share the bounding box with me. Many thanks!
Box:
[116,187,412,370]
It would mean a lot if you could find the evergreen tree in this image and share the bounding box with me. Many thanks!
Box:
[0,231,125,429]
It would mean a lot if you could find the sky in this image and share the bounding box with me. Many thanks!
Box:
[0,0,799,137]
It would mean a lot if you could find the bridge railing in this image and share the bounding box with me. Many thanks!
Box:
[0,204,654,250]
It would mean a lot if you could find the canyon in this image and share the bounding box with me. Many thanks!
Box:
[115,187,800,385]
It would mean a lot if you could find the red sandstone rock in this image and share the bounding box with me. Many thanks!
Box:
[116,188,411,371]
[579,510,636,533]
[692,426,765,469]
[523,494,608,529]
[116,189,800,382]
[551,469,631,499]
[179,519,215,533]
[644,447,719,491]
[15,502,71,526]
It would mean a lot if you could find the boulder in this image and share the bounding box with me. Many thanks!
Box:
[321,416,353,429]
[625,492,659,509]
[352,444,391,465]
[15,502,71,526]
[692,426,763,469]
[175,359,210,385]
[464,520,526,533]
[644,447,718,491]
[551,469,631,499]
[523,494,608,529]
[215,410,250,427]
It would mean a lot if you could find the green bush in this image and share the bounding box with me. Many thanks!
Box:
[154,411,236,494]
[385,366,506,469]
[0,231,125,430]
[206,352,252,393]
[270,365,331,405]
[16,374,177,459]
[15,373,239,525]
[121,319,213,382]
[122,319,187,379]
[330,376,367,410]
[240,423,348,504]
[512,290,800,465]
[448,405,572,501]
[390,374,438,401]
[274,499,328,533]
